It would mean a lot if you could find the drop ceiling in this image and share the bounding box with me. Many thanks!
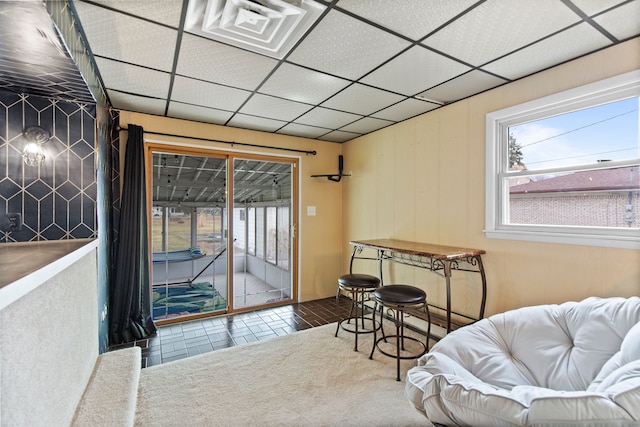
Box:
[1,0,639,143]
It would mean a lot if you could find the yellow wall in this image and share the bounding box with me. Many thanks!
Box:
[343,38,640,318]
[118,39,639,315]
[118,112,344,302]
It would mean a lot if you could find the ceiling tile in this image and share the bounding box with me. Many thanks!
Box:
[337,0,478,40]
[361,45,471,96]
[94,57,171,98]
[318,130,360,143]
[6,0,640,141]
[287,9,411,80]
[295,107,362,129]
[417,70,506,105]
[259,63,351,104]
[483,23,612,80]
[423,0,581,66]
[73,1,177,72]
[570,0,629,16]
[321,84,404,116]
[107,91,167,115]
[168,102,234,124]
[276,123,332,139]
[340,117,394,134]
[171,76,251,110]
[79,0,184,27]
[177,34,279,90]
[371,98,439,122]
[227,114,287,133]
[239,93,313,122]
[593,1,640,40]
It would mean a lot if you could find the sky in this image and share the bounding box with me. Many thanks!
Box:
[509,96,639,171]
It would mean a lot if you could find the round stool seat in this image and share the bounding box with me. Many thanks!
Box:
[334,273,381,351]
[339,273,380,289]
[370,284,430,381]
[374,284,426,305]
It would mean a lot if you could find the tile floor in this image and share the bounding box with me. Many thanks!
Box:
[112,296,344,368]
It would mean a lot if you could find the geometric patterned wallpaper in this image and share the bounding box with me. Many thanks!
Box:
[0,1,111,351]
[0,89,97,242]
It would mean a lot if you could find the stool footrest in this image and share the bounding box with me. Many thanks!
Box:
[373,335,427,360]
[337,317,380,335]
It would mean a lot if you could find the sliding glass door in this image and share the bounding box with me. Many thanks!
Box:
[150,151,229,321]
[148,145,298,322]
[231,157,295,310]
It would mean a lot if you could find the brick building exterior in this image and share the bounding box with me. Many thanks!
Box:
[509,166,639,228]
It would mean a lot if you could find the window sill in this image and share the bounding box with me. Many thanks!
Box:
[484,229,640,250]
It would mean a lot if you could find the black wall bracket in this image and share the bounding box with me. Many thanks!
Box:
[311,155,351,182]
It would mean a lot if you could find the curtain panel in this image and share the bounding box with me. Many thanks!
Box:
[109,124,156,344]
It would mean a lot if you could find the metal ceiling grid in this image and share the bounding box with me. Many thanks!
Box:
[1,0,639,143]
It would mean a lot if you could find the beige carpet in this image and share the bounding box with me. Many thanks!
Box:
[135,322,431,426]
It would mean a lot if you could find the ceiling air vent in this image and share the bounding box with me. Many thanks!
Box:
[185,0,325,59]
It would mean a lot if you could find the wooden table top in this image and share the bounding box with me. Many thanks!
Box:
[350,238,485,260]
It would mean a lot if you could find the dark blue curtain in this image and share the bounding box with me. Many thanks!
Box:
[110,124,156,344]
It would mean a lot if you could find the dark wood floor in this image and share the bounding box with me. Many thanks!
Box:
[111,297,342,368]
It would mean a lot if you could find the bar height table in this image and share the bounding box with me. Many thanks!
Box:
[349,239,487,333]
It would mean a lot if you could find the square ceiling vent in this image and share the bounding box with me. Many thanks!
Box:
[185,0,325,59]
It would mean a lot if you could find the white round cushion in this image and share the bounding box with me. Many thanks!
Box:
[406,296,640,426]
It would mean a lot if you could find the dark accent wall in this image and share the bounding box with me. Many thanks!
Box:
[2,1,134,354]
[48,0,113,354]
[0,90,97,241]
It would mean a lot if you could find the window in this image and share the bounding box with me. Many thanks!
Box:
[266,207,277,264]
[256,207,264,260]
[486,70,640,249]
[277,205,290,269]
[232,207,246,252]
[151,206,192,252]
[247,207,256,256]
[195,207,224,256]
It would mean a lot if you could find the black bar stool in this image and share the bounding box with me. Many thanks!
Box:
[369,284,431,381]
[334,273,381,351]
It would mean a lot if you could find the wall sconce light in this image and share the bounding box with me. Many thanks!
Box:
[22,125,50,167]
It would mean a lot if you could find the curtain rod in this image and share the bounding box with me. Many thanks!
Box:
[116,126,317,156]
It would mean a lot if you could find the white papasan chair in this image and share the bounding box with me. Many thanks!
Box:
[405,296,640,427]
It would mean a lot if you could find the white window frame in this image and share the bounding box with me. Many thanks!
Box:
[485,70,640,249]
